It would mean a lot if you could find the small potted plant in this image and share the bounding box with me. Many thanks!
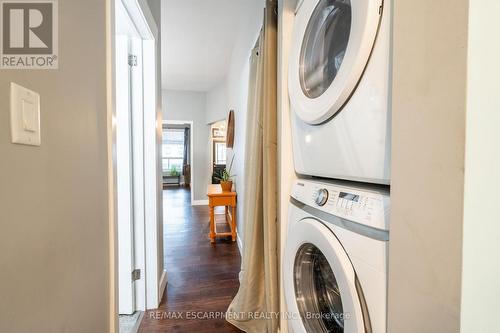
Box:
[170,166,180,177]
[216,155,235,192]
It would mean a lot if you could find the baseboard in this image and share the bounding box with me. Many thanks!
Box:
[131,311,145,333]
[192,199,209,206]
[237,233,243,255]
[158,269,167,303]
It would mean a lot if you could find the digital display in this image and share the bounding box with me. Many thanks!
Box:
[339,192,360,202]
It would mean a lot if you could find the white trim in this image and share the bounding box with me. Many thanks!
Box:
[163,120,195,205]
[130,37,146,312]
[116,33,136,315]
[192,200,209,206]
[237,233,243,255]
[122,0,156,39]
[106,0,118,331]
[110,0,161,327]
[159,269,168,301]
[123,0,161,312]
[143,39,160,310]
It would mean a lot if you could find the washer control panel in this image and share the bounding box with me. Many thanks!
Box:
[291,179,390,230]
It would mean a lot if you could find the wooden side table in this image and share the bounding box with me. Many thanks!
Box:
[207,184,237,243]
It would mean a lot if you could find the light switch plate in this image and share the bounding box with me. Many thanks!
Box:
[10,83,41,146]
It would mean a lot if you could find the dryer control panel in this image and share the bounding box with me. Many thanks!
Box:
[291,179,390,231]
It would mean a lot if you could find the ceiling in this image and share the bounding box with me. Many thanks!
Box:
[161,0,249,92]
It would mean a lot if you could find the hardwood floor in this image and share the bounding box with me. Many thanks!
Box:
[138,187,243,333]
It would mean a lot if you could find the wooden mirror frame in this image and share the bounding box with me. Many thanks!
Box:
[226,110,235,148]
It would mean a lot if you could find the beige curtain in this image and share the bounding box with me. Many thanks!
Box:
[226,1,278,332]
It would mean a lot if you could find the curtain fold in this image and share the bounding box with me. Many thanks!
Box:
[226,1,278,332]
[183,127,190,186]
[183,127,189,168]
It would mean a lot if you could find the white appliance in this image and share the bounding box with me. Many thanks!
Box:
[284,179,389,333]
[289,0,392,184]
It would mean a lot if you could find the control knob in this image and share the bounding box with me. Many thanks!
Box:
[315,189,329,206]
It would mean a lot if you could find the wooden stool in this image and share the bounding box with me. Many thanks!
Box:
[207,184,237,243]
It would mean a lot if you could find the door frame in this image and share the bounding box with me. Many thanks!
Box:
[108,0,162,331]
[163,120,195,205]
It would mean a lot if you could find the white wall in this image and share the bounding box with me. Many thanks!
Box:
[388,1,468,331]
[162,90,211,202]
[206,80,228,124]
[460,1,500,332]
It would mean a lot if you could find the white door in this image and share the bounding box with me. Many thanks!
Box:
[284,218,367,332]
[116,35,136,315]
[288,0,382,124]
[129,37,147,312]
[117,35,147,314]
[115,0,160,314]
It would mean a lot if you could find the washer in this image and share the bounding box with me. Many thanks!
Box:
[284,179,389,333]
[289,0,392,184]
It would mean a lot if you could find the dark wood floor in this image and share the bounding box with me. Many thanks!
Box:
[138,187,243,333]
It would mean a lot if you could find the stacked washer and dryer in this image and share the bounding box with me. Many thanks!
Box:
[284,0,392,332]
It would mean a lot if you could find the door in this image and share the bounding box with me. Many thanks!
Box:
[284,218,367,332]
[288,0,382,124]
[116,34,146,314]
[116,35,136,315]
[115,0,160,314]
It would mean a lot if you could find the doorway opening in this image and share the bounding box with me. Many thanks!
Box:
[130,0,266,331]
[211,120,228,184]
[113,0,161,332]
[162,121,193,202]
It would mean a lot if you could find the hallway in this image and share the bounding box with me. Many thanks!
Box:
[138,187,242,332]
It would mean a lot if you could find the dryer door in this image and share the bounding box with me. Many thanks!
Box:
[284,218,368,333]
[289,0,382,124]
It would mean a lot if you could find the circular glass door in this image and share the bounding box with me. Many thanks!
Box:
[288,0,382,124]
[294,243,344,332]
[283,217,366,332]
[300,0,352,99]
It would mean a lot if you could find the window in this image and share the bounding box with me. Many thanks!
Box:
[162,128,185,173]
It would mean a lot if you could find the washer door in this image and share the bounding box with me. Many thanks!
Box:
[289,0,382,124]
[284,218,365,332]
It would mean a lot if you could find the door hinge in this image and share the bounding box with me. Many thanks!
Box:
[132,269,141,281]
[128,54,138,67]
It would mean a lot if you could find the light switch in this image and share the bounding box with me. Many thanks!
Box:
[10,83,41,146]
[22,100,37,132]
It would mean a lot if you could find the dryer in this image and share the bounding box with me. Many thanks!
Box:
[289,0,392,184]
[283,179,390,333]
